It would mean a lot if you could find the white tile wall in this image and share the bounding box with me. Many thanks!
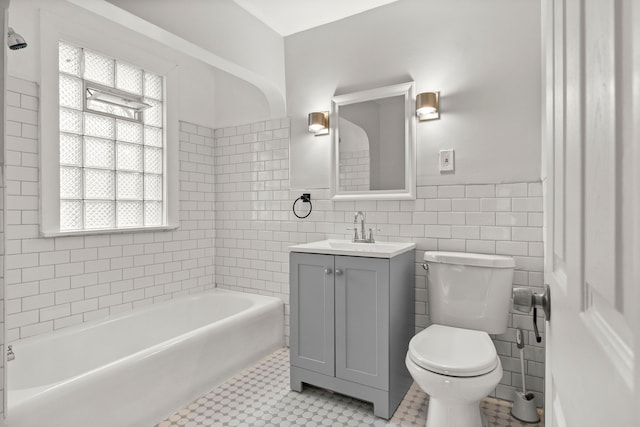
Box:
[4,76,545,408]
[339,150,370,191]
[214,120,546,407]
[0,165,5,420]
[5,77,216,342]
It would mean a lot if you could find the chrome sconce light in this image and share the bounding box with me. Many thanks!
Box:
[308,111,329,135]
[416,91,440,121]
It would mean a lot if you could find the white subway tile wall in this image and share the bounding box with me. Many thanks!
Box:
[339,149,370,191]
[213,121,545,407]
[0,166,5,419]
[5,77,216,343]
[5,76,545,409]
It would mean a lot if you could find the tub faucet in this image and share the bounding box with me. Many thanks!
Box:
[351,211,374,243]
[7,345,14,362]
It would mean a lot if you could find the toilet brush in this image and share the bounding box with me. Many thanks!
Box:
[510,328,540,423]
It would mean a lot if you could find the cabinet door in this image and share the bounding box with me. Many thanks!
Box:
[335,256,389,389]
[290,253,335,376]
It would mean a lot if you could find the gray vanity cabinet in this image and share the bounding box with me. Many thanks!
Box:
[289,253,335,376]
[290,251,414,419]
[334,255,389,390]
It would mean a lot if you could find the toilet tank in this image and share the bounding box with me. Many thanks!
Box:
[424,251,515,334]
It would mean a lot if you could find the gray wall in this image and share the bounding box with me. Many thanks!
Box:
[377,98,405,190]
[286,0,542,189]
[339,102,381,188]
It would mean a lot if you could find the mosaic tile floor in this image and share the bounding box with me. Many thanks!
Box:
[156,348,544,427]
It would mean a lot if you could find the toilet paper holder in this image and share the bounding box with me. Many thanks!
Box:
[512,285,551,343]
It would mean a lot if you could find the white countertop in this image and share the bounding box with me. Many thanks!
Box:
[289,239,415,259]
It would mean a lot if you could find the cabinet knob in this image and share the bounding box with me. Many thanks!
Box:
[335,269,343,275]
[324,268,332,275]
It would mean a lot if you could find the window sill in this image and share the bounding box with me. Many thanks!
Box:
[40,224,179,238]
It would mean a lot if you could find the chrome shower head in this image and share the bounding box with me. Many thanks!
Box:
[7,27,27,50]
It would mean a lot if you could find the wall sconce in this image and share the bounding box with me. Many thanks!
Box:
[416,92,440,121]
[308,111,329,135]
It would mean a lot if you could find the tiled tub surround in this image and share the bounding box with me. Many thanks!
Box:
[214,121,545,406]
[7,290,283,427]
[5,77,216,342]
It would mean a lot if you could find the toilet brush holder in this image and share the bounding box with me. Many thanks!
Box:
[511,390,540,423]
[510,328,540,423]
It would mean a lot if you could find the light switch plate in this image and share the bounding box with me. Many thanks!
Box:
[439,149,454,172]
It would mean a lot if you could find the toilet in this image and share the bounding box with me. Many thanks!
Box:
[406,251,515,427]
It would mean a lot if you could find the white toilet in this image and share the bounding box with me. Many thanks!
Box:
[406,251,515,427]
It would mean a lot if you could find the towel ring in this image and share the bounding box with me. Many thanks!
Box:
[292,194,312,219]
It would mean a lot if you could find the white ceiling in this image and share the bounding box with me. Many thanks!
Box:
[232,0,400,36]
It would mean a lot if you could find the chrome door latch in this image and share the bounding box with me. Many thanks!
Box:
[512,285,551,343]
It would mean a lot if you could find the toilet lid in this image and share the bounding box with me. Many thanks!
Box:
[408,324,498,377]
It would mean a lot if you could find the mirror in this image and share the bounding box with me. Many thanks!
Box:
[331,82,416,200]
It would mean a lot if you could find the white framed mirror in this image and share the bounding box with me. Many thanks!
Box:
[331,81,416,201]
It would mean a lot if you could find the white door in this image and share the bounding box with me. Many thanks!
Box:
[543,0,639,425]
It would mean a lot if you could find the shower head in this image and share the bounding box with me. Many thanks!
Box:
[7,27,27,50]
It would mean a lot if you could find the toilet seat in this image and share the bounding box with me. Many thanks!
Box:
[408,324,498,377]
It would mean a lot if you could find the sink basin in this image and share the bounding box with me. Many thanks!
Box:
[289,239,415,258]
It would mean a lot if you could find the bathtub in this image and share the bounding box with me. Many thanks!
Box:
[7,289,284,427]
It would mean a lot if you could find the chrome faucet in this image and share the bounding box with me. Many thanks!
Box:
[351,211,375,243]
[354,211,366,241]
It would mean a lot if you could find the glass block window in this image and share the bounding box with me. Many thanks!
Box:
[58,41,164,231]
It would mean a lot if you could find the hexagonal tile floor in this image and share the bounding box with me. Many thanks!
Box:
[156,348,544,427]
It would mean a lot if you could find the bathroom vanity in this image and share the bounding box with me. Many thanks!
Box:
[289,240,415,419]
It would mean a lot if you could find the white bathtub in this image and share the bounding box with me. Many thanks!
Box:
[7,289,284,427]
